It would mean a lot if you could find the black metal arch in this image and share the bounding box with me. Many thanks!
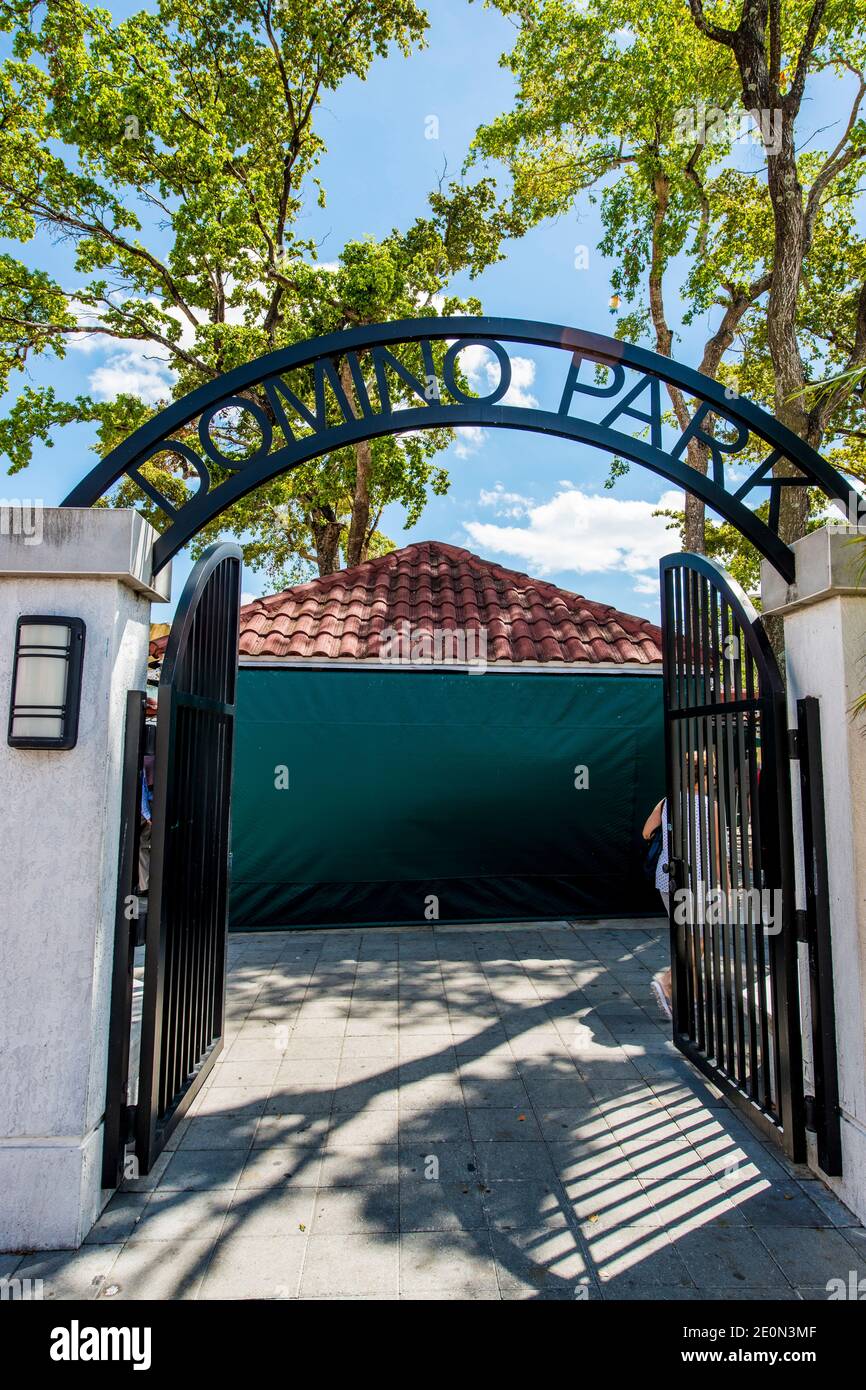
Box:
[61,316,854,581]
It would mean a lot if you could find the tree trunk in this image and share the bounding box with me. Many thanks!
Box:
[345,439,372,568]
[765,121,812,545]
[311,515,342,575]
[685,4,834,671]
[648,171,708,554]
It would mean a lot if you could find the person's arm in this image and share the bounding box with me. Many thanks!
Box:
[642,799,664,840]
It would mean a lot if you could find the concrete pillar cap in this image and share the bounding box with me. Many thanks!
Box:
[0,507,170,602]
[761,525,864,616]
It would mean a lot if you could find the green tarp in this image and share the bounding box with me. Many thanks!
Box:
[229,666,666,931]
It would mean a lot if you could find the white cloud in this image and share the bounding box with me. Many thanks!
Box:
[454,425,487,458]
[464,486,683,595]
[631,572,662,595]
[88,344,175,405]
[456,343,539,409]
[501,355,538,409]
[448,347,538,458]
[478,483,534,518]
[66,288,249,400]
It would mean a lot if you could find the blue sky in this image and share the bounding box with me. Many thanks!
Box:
[2,1,859,619]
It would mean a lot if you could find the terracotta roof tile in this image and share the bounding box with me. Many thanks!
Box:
[151,541,662,666]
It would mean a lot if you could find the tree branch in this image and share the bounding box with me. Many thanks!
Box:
[785,0,828,116]
[804,72,866,245]
[687,0,738,47]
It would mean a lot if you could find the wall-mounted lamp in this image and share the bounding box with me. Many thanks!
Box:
[7,616,86,750]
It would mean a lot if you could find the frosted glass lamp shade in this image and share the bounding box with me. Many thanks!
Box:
[8,616,85,749]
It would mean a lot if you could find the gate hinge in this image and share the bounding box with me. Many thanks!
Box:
[804,1094,817,1133]
[130,902,147,949]
[121,1103,138,1144]
[788,728,800,759]
[794,908,809,942]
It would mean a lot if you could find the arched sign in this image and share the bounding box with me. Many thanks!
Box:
[61,316,852,581]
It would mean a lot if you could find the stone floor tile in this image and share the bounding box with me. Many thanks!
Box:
[311,1187,399,1234]
[281,1036,344,1061]
[253,1113,330,1147]
[399,1141,478,1183]
[199,1234,307,1300]
[467,1107,543,1142]
[221,1186,316,1239]
[119,1148,173,1193]
[300,1232,399,1297]
[399,1231,499,1297]
[274,1059,340,1088]
[224,1037,289,1062]
[582,1225,694,1288]
[673,1226,791,1289]
[720,1177,827,1227]
[533,1107,611,1143]
[191,1086,269,1118]
[319,1145,398,1187]
[458,1076,530,1108]
[177,1115,258,1151]
[331,1079,398,1110]
[754,1226,866,1288]
[600,1283,715,1301]
[327,1109,399,1146]
[490,1224,589,1297]
[97,1240,215,1300]
[399,1106,470,1142]
[126,1189,232,1243]
[210,1060,280,1089]
[265,1088,334,1115]
[567,1177,661,1232]
[237,1145,323,1189]
[399,1033,456,1061]
[14,1245,123,1301]
[797,1181,861,1228]
[341,1035,399,1060]
[483,1179,570,1231]
[475,1141,556,1183]
[547,1139,635,1185]
[400,1181,488,1232]
[640,1176,748,1233]
[157,1149,246,1192]
[84,1193,150,1245]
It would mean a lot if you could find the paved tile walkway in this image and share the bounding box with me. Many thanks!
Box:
[6,922,865,1300]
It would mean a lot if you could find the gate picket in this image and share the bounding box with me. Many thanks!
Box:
[659,553,806,1160]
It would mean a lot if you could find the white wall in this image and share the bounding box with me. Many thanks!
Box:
[0,510,166,1249]
[764,528,866,1223]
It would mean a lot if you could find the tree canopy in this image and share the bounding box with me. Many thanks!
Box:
[0,0,517,577]
[471,0,866,576]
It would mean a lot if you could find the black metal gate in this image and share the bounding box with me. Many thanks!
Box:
[102,541,242,1180]
[103,536,241,1178]
[659,552,806,1159]
[135,542,242,1170]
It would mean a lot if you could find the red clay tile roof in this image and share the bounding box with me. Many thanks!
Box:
[151,542,662,666]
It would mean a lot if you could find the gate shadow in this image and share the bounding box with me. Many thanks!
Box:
[99,926,814,1300]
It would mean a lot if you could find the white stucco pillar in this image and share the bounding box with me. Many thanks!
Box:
[763,525,866,1222]
[0,508,170,1251]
